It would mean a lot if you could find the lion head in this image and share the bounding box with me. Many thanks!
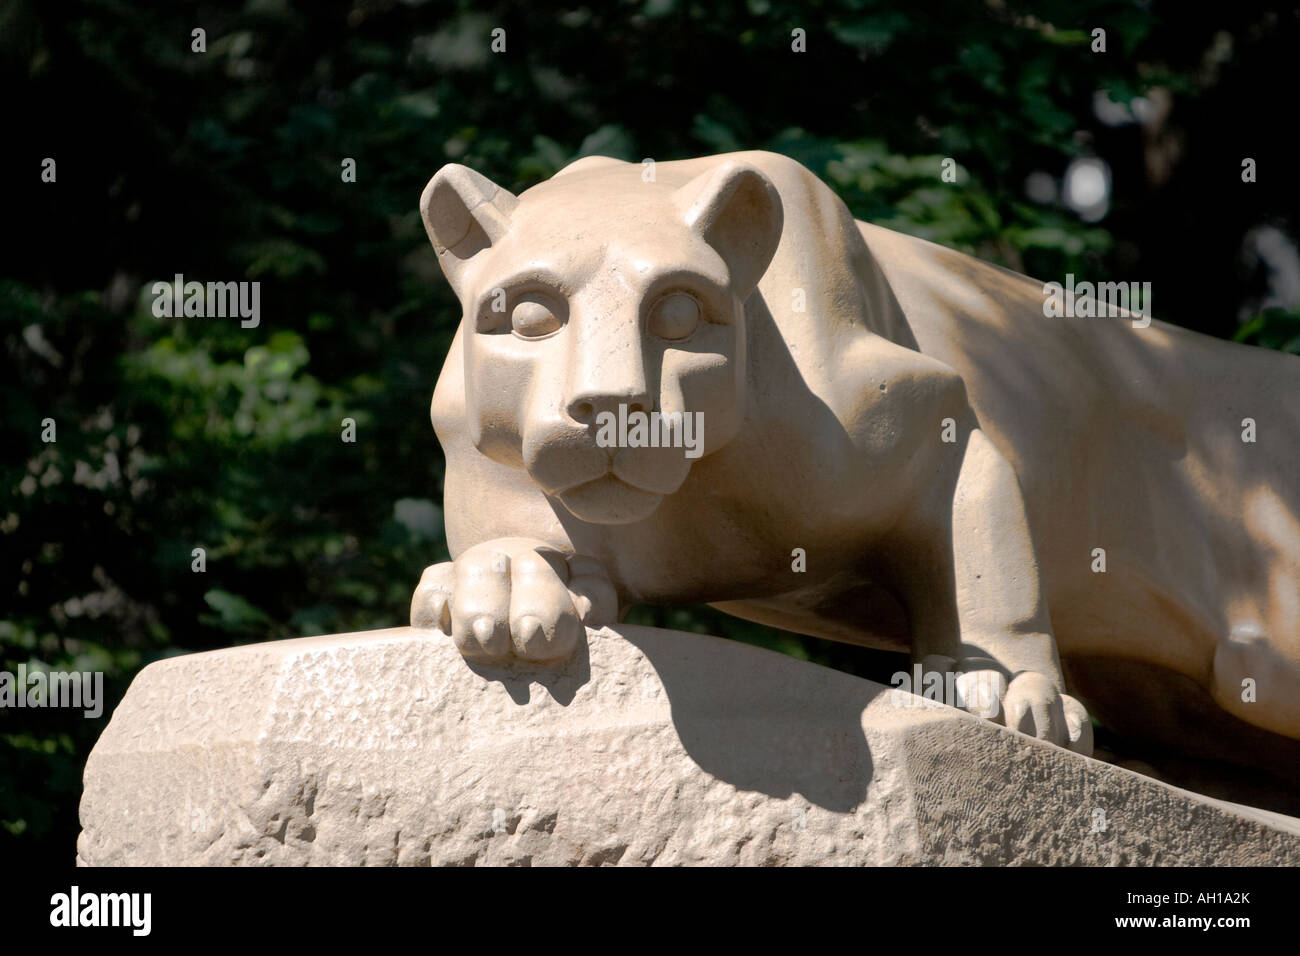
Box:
[420,156,783,524]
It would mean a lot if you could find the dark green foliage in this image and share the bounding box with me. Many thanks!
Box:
[1235,308,1300,355]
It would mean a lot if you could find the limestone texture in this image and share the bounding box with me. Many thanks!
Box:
[78,625,1300,866]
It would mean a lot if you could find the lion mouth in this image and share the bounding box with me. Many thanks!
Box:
[527,433,695,524]
[553,472,666,525]
[546,447,688,498]
[555,467,651,496]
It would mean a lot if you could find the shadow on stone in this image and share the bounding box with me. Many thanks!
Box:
[461,635,591,706]
[618,628,883,813]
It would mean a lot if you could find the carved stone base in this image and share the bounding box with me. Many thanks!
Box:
[78,625,1300,865]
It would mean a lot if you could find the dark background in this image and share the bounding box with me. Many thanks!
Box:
[2,0,1298,861]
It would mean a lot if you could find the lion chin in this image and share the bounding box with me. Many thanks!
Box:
[555,474,666,525]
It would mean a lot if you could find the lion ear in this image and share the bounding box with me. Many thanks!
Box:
[419,164,519,293]
[673,161,783,295]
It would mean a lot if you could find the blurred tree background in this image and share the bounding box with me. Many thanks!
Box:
[2,0,1297,860]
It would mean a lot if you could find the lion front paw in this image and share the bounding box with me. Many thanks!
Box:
[410,537,617,662]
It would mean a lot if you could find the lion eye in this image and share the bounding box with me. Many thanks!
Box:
[511,298,562,338]
[648,293,700,341]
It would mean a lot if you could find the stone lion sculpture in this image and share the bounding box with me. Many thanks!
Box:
[410,149,1300,775]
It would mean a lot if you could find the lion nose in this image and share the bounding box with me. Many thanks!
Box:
[564,321,652,426]
[565,392,651,426]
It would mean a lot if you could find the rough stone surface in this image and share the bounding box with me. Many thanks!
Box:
[79,625,1300,866]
